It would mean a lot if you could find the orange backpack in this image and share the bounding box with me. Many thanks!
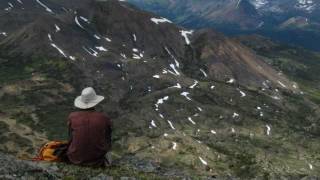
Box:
[33,141,69,162]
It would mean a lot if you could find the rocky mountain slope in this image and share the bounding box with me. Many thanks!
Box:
[128,0,320,51]
[0,0,319,178]
[236,34,320,104]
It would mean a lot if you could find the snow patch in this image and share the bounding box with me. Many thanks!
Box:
[94,34,101,40]
[156,96,169,105]
[54,24,61,32]
[132,54,141,59]
[36,0,53,13]
[169,64,180,76]
[83,46,98,57]
[251,0,268,9]
[69,56,76,61]
[187,117,196,125]
[180,30,193,45]
[181,92,192,101]
[199,157,208,166]
[50,43,67,58]
[120,53,127,59]
[153,75,160,79]
[308,163,313,170]
[75,16,85,29]
[171,83,182,89]
[172,142,177,150]
[227,78,235,84]
[159,114,164,119]
[236,0,242,8]
[231,128,236,133]
[278,81,287,88]
[105,37,112,42]
[272,96,281,100]
[167,120,175,130]
[151,120,157,128]
[200,69,208,77]
[151,17,172,24]
[260,112,264,117]
[48,34,53,41]
[296,0,315,12]
[266,125,271,136]
[189,80,198,89]
[0,32,7,36]
[232,112,239,118]
[5,2,13,11]
[239,89,246,97]
[133,34,137,42]
[165,46,180,68]
[95,46,108,52]
[80,16,90,23]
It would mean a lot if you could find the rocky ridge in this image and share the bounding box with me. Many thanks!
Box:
[0,0,319,178]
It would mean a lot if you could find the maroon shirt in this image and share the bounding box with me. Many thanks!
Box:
[67,110,112,166]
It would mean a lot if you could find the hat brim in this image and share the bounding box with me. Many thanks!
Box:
[74,95,105,109]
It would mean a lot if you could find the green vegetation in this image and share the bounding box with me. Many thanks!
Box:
[0,51,80,139]
[239,37,320,105]
[1,39,320,178]
[0,121,9,144]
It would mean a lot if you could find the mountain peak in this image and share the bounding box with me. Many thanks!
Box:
[1,0,318,178]
[0,0,296,91]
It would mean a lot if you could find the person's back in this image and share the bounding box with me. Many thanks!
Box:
[67,87,112,167]
[67,110,112,166]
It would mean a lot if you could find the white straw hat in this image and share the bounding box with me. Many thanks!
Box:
[74,87,104,109]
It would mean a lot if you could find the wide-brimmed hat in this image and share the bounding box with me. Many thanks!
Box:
[74,87,104,109]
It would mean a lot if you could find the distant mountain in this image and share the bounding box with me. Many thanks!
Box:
[0,0,319,178]
[128,0,320,51]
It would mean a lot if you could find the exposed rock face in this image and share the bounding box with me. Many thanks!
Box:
[0,0,295,90]
[0,152,61,179]
[0,152,183,179]
[191,29,292,88]
[0,0,319,178]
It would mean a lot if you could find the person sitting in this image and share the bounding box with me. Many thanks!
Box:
[67,87,112,167]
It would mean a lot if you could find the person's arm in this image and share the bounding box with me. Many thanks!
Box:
[68,116,73,143]
[106,118,112,150]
